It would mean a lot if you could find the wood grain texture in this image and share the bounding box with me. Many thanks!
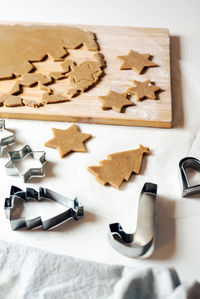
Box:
[0,23,172,128]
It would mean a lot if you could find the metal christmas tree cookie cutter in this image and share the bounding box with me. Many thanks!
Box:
[5,145,46,182]
[4,186,84,230]
[0,119,15,156]
[109,182,157,258]
[179,157,200,197]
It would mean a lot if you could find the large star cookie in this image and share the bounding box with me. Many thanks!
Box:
[44,124,92,158]
[127,80,161,101]
[117,50,157,74]
[98,91,133,112]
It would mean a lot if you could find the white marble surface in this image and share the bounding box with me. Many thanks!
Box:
[0,0,200,284]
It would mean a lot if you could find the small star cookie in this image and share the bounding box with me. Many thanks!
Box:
[117,50,157,74]
[127,80,161,101]
[44,124,92,158]
[98,91,134,113]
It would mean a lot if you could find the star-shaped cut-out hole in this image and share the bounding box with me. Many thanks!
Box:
[117,50,157,74]
[32,56,66,79]
[21,84,47,107]
[44,124,92,158]
[0,77,19,99]
[98,91,134,113]
[127,80,162,101]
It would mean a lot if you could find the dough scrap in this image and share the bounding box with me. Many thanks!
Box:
[127,80,161,101]
[1,53,105,107]
[88,145,149,189]
[63,53,105,96]
[0,25,98,79]
[10,73,52,95]
[44,124,92,158]
[42,92,69,104]
[4,74,69,108]
[98,90,134,112]
[70,64,94,82]
[67,88,79,98]
[22,98,43,108]
[0,94,23,107]
[117,49,157,74]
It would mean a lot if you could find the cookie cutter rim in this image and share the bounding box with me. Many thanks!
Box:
[5,144,46,182]
[0,119,15,156]
[108,182,157,258]
[4,186,84,230]
[179,157,200,197]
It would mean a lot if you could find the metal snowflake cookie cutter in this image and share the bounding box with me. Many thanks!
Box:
[4,186,84,230]
[109,182,157,258]
[179,157,200,197]
[0,119,15,156]
[5,145,46,182]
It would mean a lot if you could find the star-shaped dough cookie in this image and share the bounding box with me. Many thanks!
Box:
[127,80,161,101]
[98,91,133,112]
[117,50,157,74]
[44,124,92,158]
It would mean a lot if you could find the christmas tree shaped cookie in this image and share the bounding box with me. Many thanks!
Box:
[88,145,149,189]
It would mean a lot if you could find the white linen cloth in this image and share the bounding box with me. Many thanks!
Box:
[0,240,200,299]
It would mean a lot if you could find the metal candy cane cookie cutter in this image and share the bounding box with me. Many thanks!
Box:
[179,157,200,197]
[109,183,157,258]
[4,186,84,230]
[5,145,46,182]
[0,119,15,156]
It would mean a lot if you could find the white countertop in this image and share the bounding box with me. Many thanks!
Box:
[0,0,200,284]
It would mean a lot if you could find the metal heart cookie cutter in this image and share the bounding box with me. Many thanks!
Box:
[5,145,46,182]
[0,119,15,156]
[179,157,200,197]
[4,186,84,230]
[109,182,157,258]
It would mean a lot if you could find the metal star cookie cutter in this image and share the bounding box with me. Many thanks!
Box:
[0,119,15,156]
[4,186,84,230]
[5,145,46,182]
[109,183,157,258]
[179,157,200,197]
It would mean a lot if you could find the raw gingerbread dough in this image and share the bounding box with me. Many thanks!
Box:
[22,98,43,108]
[1,52,105,107]
[0,25,98,79]
[0,94,23,107]
[63,53,105,96]
[42,93,69,104]
[5,73,69,107]
[88,145,149,189]
[98,91,134,112]
[127,80,161,101]
[117,50,157,74]
[10,73,52,95]
[44,124,92,158]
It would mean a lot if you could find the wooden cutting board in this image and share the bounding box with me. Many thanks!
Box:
[0,23,172,128]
